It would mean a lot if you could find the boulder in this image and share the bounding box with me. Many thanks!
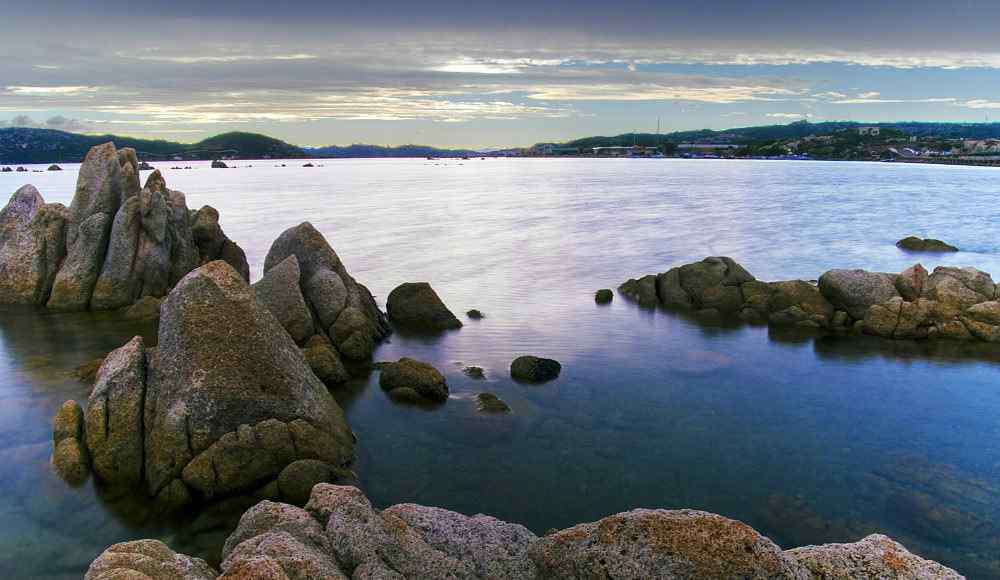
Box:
[467,309,484,319]
[212,160,229,168]
[143,261,355,499]
[52,437,90,485]
[384,503,539,579]
[786,534,962,579]
[85,539,217,580]
[47,164,62,171]
[253,254,314,343]
[529,508,808,579]
[510,356,561,383]
[123,295,163,322]
[277,459,353,505]
[53,399,84,443]
[379,357,449,402]
[0,185,69,304]
[961,300,1000,342]
[895,263,928,301]
[302,334,349,384]
[922,266,996,318]
[387,282,463,331]
[192,206,250,281]
[896,236,958,252]
[818,269,900,320]
[595,289,613,304]
[85,336,146,485]
[766,280,833,328]
[264,222,390,359]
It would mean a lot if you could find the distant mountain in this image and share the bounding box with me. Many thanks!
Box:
[304,143,479,158]
[553,121,1000,150]
[0,129,306,164]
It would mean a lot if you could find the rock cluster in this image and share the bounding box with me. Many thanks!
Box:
[257,222,390,381]
[0,143,248,311]
[622,256,1000,342]
[87,485,962,579]
[63,260,358,508]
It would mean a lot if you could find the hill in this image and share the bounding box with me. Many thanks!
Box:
[0,129,307,164]
[303,143,479,158]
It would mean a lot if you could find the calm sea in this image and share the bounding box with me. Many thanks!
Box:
[2,158,999,578]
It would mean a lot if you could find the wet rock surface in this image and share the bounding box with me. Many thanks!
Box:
[0,143,248,312]
[87,485,962,579]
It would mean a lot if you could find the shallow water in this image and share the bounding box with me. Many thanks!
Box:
[2,158,1000,577]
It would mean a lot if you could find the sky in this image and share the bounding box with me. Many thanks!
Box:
[3,0,1000,148]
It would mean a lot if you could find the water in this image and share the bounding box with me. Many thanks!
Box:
[2,158,1000,578]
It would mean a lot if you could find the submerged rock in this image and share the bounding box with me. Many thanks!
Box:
[510,355,561,383]
[897,236,958,252]
[476,392,510,413]
[463,365,486,379]
[387,282,463,331]
[379,357,449,402]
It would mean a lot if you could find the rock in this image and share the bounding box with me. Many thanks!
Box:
[47,164,62,171]
[896,236,959,252]
[895,263,928,302]
[786,534,962,579]
[305,484,472,578]
[85,336,146,485]
[53,399,84,443]
[463,366,486,379]
[387,282,463,331]
[923,266,996,318]
[595,289,613,304]
[123,295,163,322]
[264,222,389,358]
[0,166,10,172]
[767,280,833,328]
[961,300,1000,342]
[135,260,354,501]
[52,437,90,485]
[818,269,900,320]
[253,255,314,343]
[277,459,353,505]
[47,211,111,310]
[384,503,539,578]
[192,206,250,281]
[510,355,561,383]
[618,274,659,306]
[387,386,427,404]
[663,257,755,313]
[85,539,217,580]
[303,334,350,384]
[379,358,449,402]
[476,393,510,413]
[118,148,141,199]
[212,160,229,168]
[529,508,808,579]
[138,161,155,171]
[466,309,484,319]
[74,357,104,382]
[0,185,69,305]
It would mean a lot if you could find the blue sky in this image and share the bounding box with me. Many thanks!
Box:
[3,0,1000,147]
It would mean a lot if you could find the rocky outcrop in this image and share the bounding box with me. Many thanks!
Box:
[623,257,1000,343]
[91,485,962,579]
[0,142,247,311]
[68,260,356,508]
[510,355,561,382]
[387,281,463,331]
[897,236,958,252]
[379,357,449,402]
[262,221,389,362]
[86,539,216,580]
[252,255,313,343]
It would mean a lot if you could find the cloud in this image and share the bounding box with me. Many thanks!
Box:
[123,52,318,64]
[524,83,800,103]
[5,85,100,95]
[963,99,1000,109]
[2,114,93,132]
[766,112,813,118]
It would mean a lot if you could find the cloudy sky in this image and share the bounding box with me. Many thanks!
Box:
[3,0,1000,148]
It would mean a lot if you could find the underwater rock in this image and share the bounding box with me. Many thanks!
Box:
[463,365,486,379]
[387,281,463,331]
[510,355,561,383]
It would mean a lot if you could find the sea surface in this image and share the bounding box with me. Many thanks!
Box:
[2,158,1000,578]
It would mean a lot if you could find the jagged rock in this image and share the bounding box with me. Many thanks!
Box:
[118,147,141,199]
[510,355,561,383]
[529,508,808,579]
[0,185,69,304]
[379,357,449,402]
[818,269,900,320]
[476,393,510,413]
[143,261,354,499]
[387,282,462,331]
[86,539,217,580]
[124,295,163,321]
[786,534,962,579]
[264,222,389,360]
[384,503,539,578]
[595,289,613,304]
[896,236,959,252]
[85,336,146,485]
[302,334,350,384]
[277,459,353,505]
[192,206,249,281]
[253,255,314,343]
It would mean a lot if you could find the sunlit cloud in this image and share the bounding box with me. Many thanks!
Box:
[766,112,813,118]
[524,83,800,103]
[5,85,100,95]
